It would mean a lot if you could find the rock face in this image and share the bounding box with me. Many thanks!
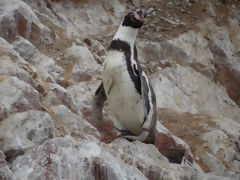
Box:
[9,137,235,180]
[0,0,239,179]
[0,151,16,180]
[0,0,56,49]
[0,110,56,163]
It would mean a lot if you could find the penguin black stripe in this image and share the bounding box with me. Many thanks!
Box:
[109,39,142,95]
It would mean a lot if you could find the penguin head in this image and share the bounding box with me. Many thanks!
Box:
[122,8,147,29]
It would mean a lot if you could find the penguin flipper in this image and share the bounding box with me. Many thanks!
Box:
[139,72,157,142]
[92,82,107,126]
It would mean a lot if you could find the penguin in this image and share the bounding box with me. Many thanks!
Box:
[92,8,156,143]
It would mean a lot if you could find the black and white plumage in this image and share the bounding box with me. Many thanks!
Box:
[92,9,156,143]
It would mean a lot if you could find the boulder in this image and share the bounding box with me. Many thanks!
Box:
[150,63,240,122]
[50,104,99,139]
[0,76,43,120]
[42,83,78,114]
[66,44,101,82]
[0,110,56,162]
[0,55,35,87]
[0,151,16,180]
[0,0,56,49]
[11,137,236,180]
[154,121,194,166]
[158,109,240,175]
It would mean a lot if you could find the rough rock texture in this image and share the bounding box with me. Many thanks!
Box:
[0,110,56,163]
[10,137,234,180]
[0,0,239,179]
[0,151,16,180]
[0,0,56,49]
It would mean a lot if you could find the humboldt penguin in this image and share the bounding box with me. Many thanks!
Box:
[92,8,156,143]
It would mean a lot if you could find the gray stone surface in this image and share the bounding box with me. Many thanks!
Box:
[0,0,239,179]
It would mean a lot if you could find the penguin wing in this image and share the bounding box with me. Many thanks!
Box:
[140,71,156,132]
[92,82,107,126]
[123,64,156,143]
[133,45,156,130]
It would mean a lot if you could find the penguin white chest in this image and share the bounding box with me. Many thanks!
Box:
[102,51,144,134]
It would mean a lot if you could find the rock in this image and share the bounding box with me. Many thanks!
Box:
[91,156,147,180]
[151,64,240,121]
[13,37,64,84]
[158,109,240,176]
[199,117,240,174]
[12,36,42,64]
[0,0,56,49]
[0,76,43,120]
[198,19,240,107]
[44,64,65,84]
[138,32,214,75]
[13,37,65,84]
[22,0,66,29]
[0,37,49,95]
[101,0,126,18]
[0,55,35,87]
[154,121,194,166]
[31,0,121,39]
[66,44,101,82]
[0,37,28,65]
[66,44,95,61]
[42,83,78,114]
[138,28,240,116]
[138,21,240,175]
[50,104,99,139]
[83,38,107,64]
[11,137,146,180]
[66,81,116,140]
[11,137,236,180]
[0,110,56,162]
[44,81,113,141]
[66,81,97,111]
[167,31,216,78]
[0,0,239,179]
[0,151,16,180]
[228,18,240,51]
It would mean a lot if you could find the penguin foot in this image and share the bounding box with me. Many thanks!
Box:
[116,128,132,136]
[122,130,149,142]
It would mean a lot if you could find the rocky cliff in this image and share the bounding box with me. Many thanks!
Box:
[0,0,239,179]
